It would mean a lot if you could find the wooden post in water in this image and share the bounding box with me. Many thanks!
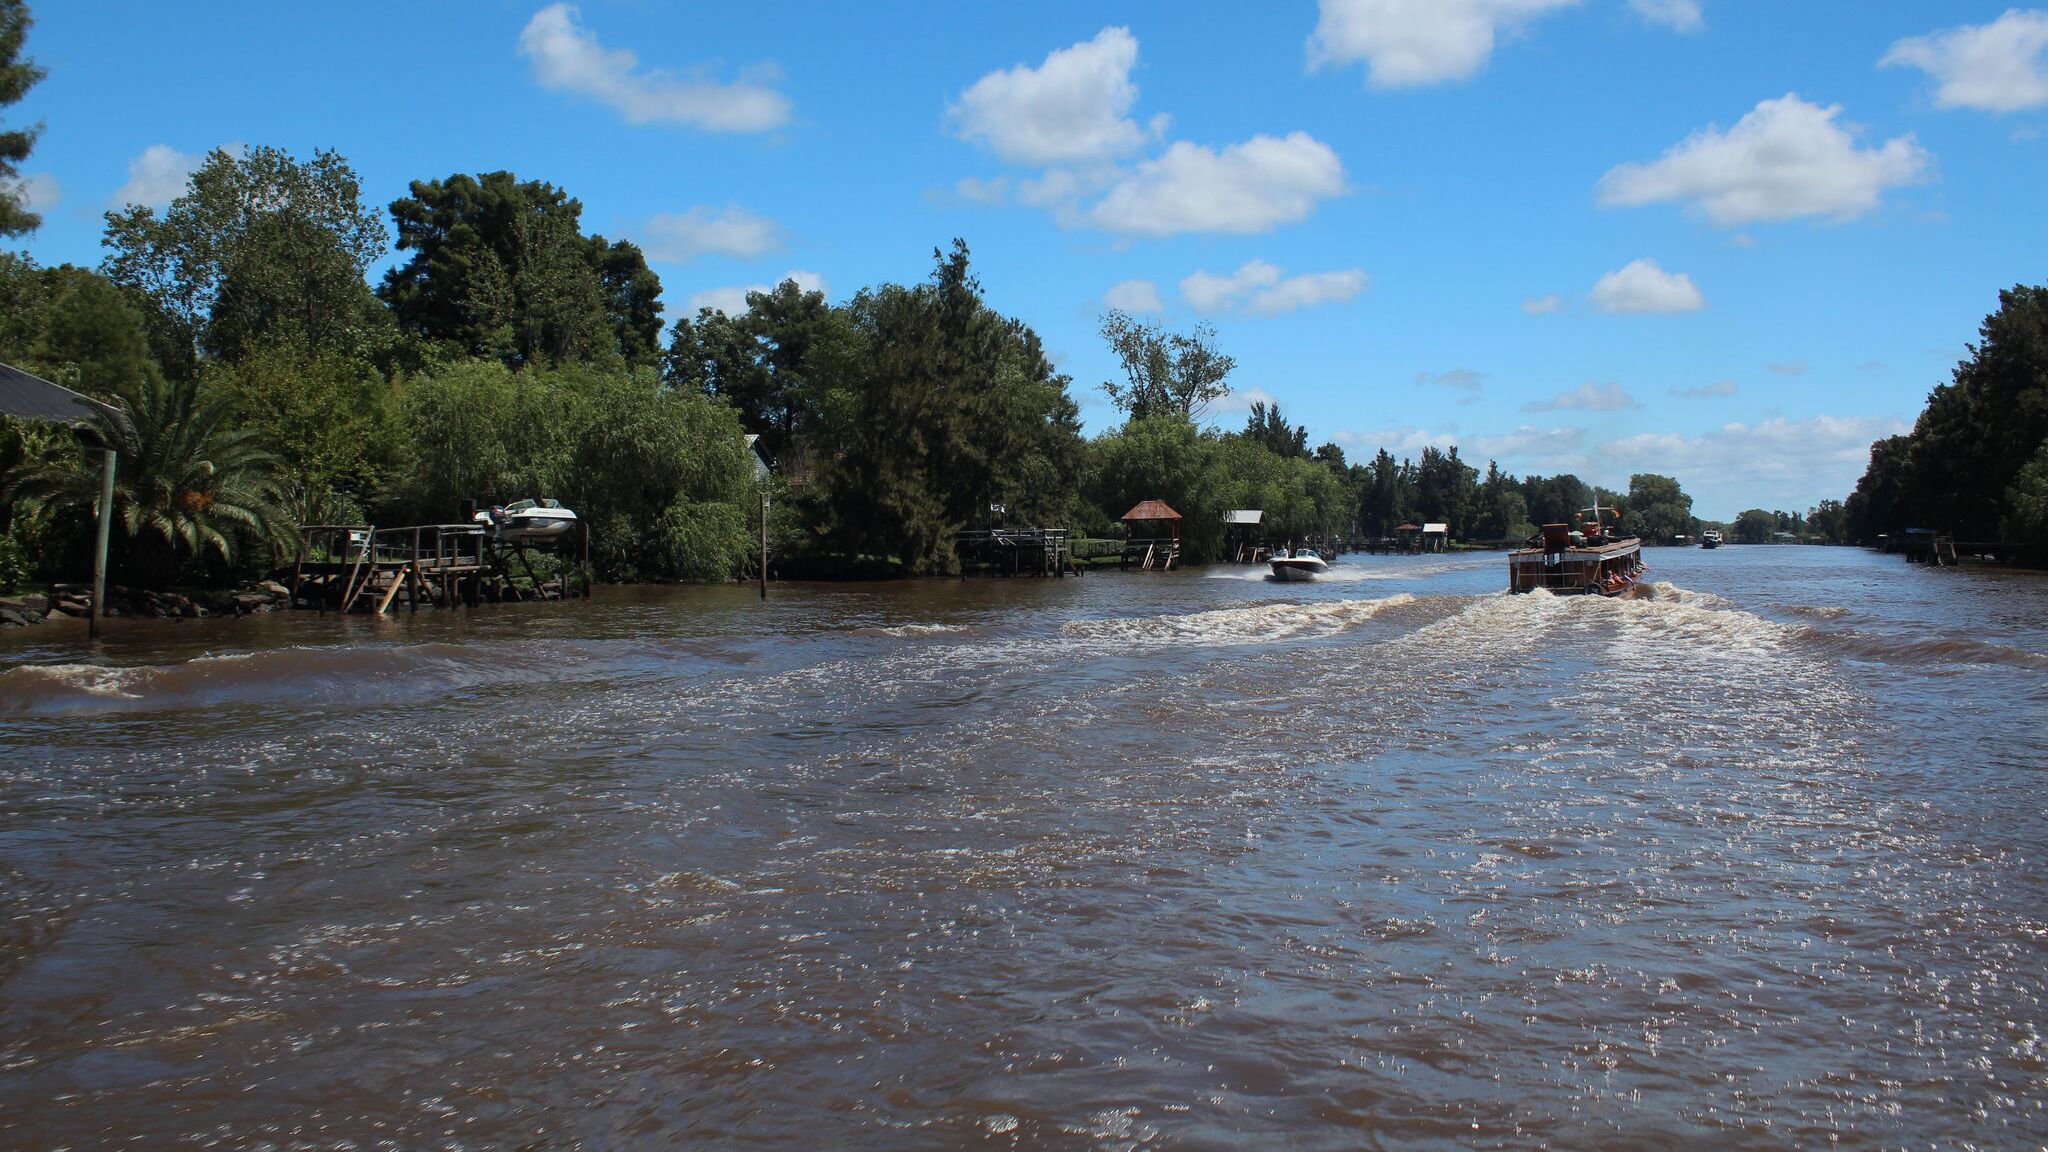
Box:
[759,486,769,600]
[88,448,115,640]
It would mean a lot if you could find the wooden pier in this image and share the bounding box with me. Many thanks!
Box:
[290,523,588,614]
[956,528,1076,577]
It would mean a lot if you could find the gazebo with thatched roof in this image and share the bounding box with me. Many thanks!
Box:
[1119,500,1183,571]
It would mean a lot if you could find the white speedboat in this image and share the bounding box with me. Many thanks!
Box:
[475,498,578,543]
[1268,548,1330,582]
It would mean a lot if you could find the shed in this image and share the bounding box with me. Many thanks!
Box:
[1222,509,1265,563]
[0,363,117,636]
[1421,522,1449,553]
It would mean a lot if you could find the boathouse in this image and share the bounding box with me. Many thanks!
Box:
[1223,509,1265,562]
[1120,500,1182,570]
[1421,522,1449,553]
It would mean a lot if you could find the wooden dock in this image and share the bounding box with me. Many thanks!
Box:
[290,524,588,614]
[1120,535,1181,571]
[956,528,1076,577]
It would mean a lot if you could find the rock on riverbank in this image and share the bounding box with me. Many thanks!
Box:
[0,581,295,626]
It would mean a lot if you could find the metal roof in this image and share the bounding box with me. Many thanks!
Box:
[1120,499,1182,522]
[1222,509,1263,524]
[1423,522,1449,534]
[0,362,105,423]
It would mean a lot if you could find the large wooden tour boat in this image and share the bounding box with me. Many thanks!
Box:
[1508,505,1646,596]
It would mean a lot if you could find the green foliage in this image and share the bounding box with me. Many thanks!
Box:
[391,358,563,521]
[1806,498,1847,545]
[1243,400,1307,459]
[380,171,662,368]
[666,278,855,464]
[1098,310,1235,422]
[102,146,390,364]
[204,345,398,523]
[1732,508,1777,544]
[1626,473,1694,543]
[0,0,43,238]
[2,374,290,582]
[1999,439,2048,563]
[808,241,1085,574]
[1845,285,2048,547]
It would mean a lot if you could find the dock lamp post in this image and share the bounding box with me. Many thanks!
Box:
[0,364,119,639]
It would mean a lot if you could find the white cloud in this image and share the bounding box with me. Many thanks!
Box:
[686,270,827,316]
[1306,0,1578,89]
[113,144,204,209]
[1522,381,1641,412]
[1331,424,1462,454]
[1092,133,1347,235]
[1628,0,1702,33]
[518,4,790,132]
[1416,367,1486,393]
[950,27,1150,166]
[1210,385,1282,418]
[4,172,58,214]
[1467,424,1591,470]
[1522,293,1564,315]
[955,176,1011,204]
[1590,258,1705,314]
[1883,10,2048,114]
[1599,414,1909,514]
[1105,279,1165,313]
[1669,379,1739,398]
[1596,94,1929,225]
[640,206,782,262]
[1178,259,1368,315]
[1766,358,1808,376]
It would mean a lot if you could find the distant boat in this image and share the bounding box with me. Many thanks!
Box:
[1700,530,1722,549]
[1508,503,1646,596]
[475,498,578,544]
[1269,548,1330,582]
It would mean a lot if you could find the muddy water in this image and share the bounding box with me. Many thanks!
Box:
[2,547,2044,1149]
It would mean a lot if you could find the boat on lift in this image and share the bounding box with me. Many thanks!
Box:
[474,498,579,544]
[1269,547,1331,582]
[1507,500,1646,596]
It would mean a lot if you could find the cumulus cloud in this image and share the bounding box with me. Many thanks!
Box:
[686,270,827,316]
[1416,368,1486,393]
[1669,379,1739,398]
[1209,385,1282,418]
[641,206,781,262]
[1599,414,1909,513]
[1522,294,1564,315]
[1330,424,1461,454]
[519,4,790,132]
[1590,258,1705,314]
[1092,132,1347,235]
[1468,425,1591,470]
[1105,278,1165,313]
[1522,382,1641,412]
[1767,358,1808,376]
[1596,94,1929,225]
[1628,0,1702,33]
[950,27,1153,166]
[1883,10,2048,113]
[1306,0,1578,89]
[1178,260,1368,315]
[113,144,206,208]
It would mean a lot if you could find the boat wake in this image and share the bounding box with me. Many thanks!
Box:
[1062,594,1416,647]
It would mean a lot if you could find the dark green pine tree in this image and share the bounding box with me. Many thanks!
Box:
[0,0,46,237]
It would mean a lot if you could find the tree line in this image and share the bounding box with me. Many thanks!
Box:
[1840,284,2048,562]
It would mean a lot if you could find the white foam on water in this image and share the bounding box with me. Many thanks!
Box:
[1061,594,1416,647]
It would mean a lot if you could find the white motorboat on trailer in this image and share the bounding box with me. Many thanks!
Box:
[474,498,578,544]
[1268,547,1330,582]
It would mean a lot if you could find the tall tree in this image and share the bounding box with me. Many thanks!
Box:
[380,172,662,368]
[1626,472,1694,542]
[1098,310,1234,422]
[102,146,388,363]
[1243,400,1307,458]
[666,278,852,463]
[0,0,43,237]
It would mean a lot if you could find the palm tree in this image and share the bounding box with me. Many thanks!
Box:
[3,373,290,582]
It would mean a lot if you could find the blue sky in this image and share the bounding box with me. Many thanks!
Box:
[8,1,2047,518]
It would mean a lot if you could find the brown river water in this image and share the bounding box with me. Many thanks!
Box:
[2,546,2045,1149]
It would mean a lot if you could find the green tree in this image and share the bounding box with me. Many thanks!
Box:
[3,374,289,583]
[204,346,398,525]
[1807,497,1847,544]
[102,146,389,364]
[0,0,43,237]
[1098,310,1234,422]
[1732,508,1776,544]
[666,277,855,463]
[1626,473,1694,542]
[2001,439,2048,564]
[380,171,662,368]
[1243,400,1308,458]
